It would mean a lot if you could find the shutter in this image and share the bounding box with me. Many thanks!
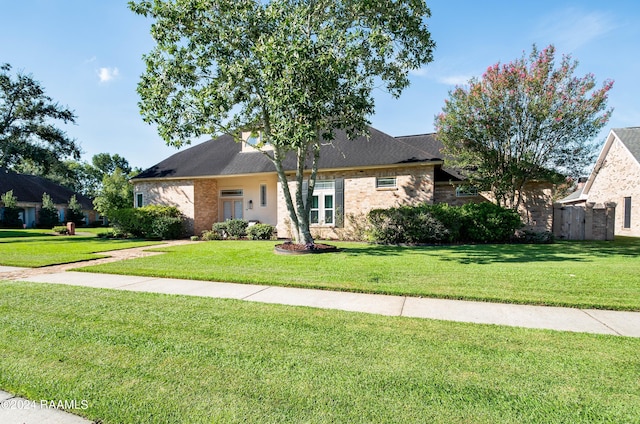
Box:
[335,178,344,228]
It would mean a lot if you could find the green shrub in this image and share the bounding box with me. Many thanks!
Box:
[201,229,223,241]
[211,222,228,239]
[368,202,522,245]
[368,206,450,244]
[38,193,60,229]
[52,225,69,235]
[1,190,23,228]
[457,202,523,243]
[200,230,222,241]
[110,205,185,239]
[247,223,275,240]
[226,219,248,239]
[66,195,85,226]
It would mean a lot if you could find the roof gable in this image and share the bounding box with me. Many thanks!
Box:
[134,127,445,180]
[612,127,640,164]
[580,127,640,198]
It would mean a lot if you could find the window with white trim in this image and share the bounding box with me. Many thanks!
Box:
[376,176,397,189]
[220,189,244,197]
[136,193,144,208]
[310,180,335,225]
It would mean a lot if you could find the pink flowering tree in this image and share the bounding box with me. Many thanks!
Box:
[435,45,613,209]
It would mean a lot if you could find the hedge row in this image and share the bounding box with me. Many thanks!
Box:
[110,205,185,239]
[368,202,523,244]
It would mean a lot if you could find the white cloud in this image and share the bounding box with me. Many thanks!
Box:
[410,60,473,86]
[97,67,120,83]
[437,75,472,86]
[409,67,429,77]
[534,8,617,52]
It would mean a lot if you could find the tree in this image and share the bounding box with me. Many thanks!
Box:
[130,0,435,244]
[38,192,59,228]
[0,63,81,173]
[435,45,613,209]
[93,168,135,219]
[66,195,85,225]
[91,153,132,176]
[1,190,22,228]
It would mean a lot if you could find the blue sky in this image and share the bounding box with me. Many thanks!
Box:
[1,0,638,169]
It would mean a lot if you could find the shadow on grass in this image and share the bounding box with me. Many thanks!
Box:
[0,230,54,239]
[341,237,640,264]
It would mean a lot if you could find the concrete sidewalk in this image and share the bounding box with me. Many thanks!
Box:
[3,269,640,424]
[14,271,640,337]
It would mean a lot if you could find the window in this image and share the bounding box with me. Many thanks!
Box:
[376,177,397,189]
[260,184,267,207]
[624,197,632,229]
[456,186,478,197]
[246,134,260,146]
[220,189,243,197]
[136,193,143,208]
[314,180,335,190]
[309,180,335,225]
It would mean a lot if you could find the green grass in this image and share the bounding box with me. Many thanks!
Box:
[79,237,640,311]
[0,281,638,423]
[0,229,158,267]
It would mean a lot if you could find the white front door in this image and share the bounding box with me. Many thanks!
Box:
[223,199,243,220]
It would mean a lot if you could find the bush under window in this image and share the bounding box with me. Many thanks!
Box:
[110,205,185,239]
[368,202,523,245]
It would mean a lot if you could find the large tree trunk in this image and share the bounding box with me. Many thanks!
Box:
[270,140,319,245]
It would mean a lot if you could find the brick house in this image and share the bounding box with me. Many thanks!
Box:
[132,127,557,238]
[562,127,640,237]
[0,167,98,228]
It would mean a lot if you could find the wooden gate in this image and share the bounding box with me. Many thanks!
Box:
[552,203,615,241]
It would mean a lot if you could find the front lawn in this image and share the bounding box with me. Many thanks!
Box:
[79,237,640,311]
[0,229,159,267]
[0,282,638,423]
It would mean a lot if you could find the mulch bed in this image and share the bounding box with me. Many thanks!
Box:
[274,242,339,255]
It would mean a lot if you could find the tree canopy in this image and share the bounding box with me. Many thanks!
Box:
[0,63,81,173]
[435,45,613,209]
[130,0,435,243]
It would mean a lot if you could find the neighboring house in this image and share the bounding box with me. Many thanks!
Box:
[561,127,640,237]
[0,167,98,228]
[132,127,557,238]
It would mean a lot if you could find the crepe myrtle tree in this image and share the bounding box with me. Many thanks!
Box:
[435,45,613,209]
[130,0,435,244]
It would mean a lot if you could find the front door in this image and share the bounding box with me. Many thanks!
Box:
[223,199,243,220]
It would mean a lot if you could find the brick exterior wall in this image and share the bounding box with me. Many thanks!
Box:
[193,179,218,235]
[276,165,436,239]
[134,180,196,234]
[585,138,640,237]
[434,183,488,206]
[434,181,556,232]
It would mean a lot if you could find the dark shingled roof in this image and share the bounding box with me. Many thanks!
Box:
[613,127,640,163]
[0,168,93,209]
[134,127,448,180]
